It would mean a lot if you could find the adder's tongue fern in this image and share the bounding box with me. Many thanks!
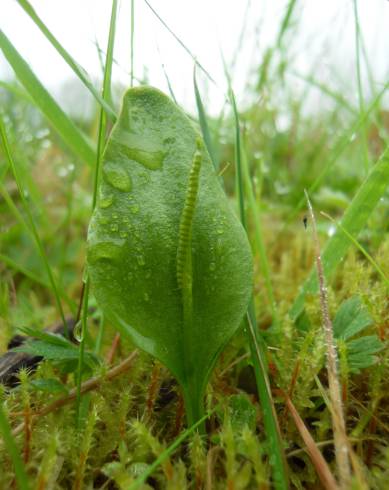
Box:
[87,87,253,427]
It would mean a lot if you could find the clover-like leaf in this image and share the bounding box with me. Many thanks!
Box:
[87,87,253,425]
[333,295,383,373]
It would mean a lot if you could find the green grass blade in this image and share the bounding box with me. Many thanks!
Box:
[0,403,30,490]
[290,148,389,321]
[352,0,369,174]
[0,29,95,166]
[0,116,68,333]
[75,0,119,427]
[143,0,216,85]
[276,0,298,48]
[0,252,76,311]
[130,0,135,87]
[353,0,369,173]
[193,67,217,170]
[285,80,389,226]
[229,87,289,490]
[129,408,215,490]
[0,81,33,104]
[290,71,357,115]
[241,140,279,325]
[321,212,389,287]
[16,0,117,122]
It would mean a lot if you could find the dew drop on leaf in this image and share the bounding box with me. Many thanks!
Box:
[103,162,132,192]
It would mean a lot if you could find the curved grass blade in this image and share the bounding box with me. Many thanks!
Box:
[0,116,68,334]
[75,0,119,427]
[0,29,95,166]
[129,408,215,490]
[143,0,216,86]
[16,0,117,122]
[229,87,289,490]
[0,403,30,490]
[321,212,389,288]
[130,0,135,87]
[0,252,76,312]
[285,80,389,226]
[193,66,217,171]
[241,139,279,325]
[290,148,389,321]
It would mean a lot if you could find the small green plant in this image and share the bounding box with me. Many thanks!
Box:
[87,86,253,427]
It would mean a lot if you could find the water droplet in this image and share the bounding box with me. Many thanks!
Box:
[131,204,140,214]
[119,231,128,238]
[137,254,145,266]
[327,225,336,237]
[88,240,124,265]
[111,129,166,170]
[209,262,216,271]
[110,223,118,232]
[73,320,83,342]
[82,268,88,284]
[143,292,150,302]
[99,195,113,208]
[103,161,132,191]
[217,228,224,235]
[145,269,151,279]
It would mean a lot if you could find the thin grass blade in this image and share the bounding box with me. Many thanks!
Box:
[193,66,217,170]
[16,0,117,122]
[229,87,289,490]
[0,403,30,490]
[290,148,389,321]
[285,80,389,226]
[0,116,68,333]
[0,29,95,166]
[75,0,119,427]
[129,408,215,490]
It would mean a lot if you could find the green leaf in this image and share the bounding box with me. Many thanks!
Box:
[13,340,99,370]
[14,341,79,360]
[17,326,73,347]
[87,86,253,426]
[226,394,257,433]
[30,378,68,394]
[346,336,383,373]
[333,296,373,340]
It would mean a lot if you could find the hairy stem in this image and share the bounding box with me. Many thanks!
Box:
[304,190,351,488]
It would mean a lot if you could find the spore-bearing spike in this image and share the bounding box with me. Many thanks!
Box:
[176,138,203,289]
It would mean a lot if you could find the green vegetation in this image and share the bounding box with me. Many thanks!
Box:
[1,1,389,489]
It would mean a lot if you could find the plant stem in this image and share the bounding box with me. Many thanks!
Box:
[304,190,351,488]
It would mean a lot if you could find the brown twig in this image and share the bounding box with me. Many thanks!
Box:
[206,446,222,490]
[8,350,138,440]
[280,390,339,490]
[105,332,121,365]
[304,190,351,488]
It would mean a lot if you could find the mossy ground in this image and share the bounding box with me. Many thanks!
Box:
[1,58,389,488]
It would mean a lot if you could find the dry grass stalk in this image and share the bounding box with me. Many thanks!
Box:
[304,190,351,488]
[283,392,339,490]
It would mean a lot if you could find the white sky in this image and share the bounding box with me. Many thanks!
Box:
[1,0,389,116]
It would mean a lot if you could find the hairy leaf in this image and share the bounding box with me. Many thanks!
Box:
[87,86,253,425]
[333,296,373,340]
[333,296,383,373]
